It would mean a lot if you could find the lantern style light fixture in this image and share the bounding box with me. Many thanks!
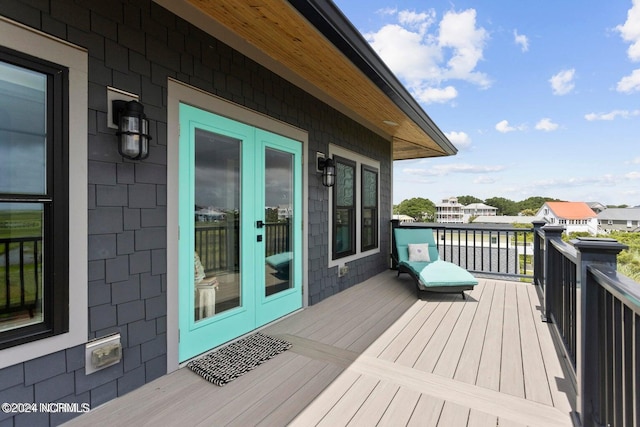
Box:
[112,100,151,160]
[317,155,336,187]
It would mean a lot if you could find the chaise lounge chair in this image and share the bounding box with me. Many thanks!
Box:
[393,227,478,299]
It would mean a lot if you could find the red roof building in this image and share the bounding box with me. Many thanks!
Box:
[537,202,598,235]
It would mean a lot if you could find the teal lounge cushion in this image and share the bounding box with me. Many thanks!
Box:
[265,252,292,271]
[394,228,440,263]
[406,259,478,288]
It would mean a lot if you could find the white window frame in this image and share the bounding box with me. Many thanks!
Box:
[0,17,87,369]
[328,144,380,268]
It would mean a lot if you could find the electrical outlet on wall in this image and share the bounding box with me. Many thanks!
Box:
[338,265,348,277]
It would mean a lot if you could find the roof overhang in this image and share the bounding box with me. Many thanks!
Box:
[154,0,456,160]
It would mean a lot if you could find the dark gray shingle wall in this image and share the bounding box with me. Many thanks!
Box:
[0,1,391,425]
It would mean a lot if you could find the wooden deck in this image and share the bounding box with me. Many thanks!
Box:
[64,271,575,426]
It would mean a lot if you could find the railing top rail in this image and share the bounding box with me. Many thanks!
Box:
[588,265,640,316]
[547,238,578,264]
[0,236,42,244]
[393,221,533,233]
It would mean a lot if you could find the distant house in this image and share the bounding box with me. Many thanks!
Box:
[587,201,607,214]
[597,208,640,233]
[392,214,416,224]
[436,197,465,223]
[473,215,541,225]
[462,203,498,222]
[536,202,598,235]
[195,207,226,222]
[437,198,498,223]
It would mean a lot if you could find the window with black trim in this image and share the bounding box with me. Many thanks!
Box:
[361,165,378,251]
[332,156,356,259]
[0,47,69,349]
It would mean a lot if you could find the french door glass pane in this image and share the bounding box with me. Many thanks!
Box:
[194,129,241,321]
[264,148,294,296]
[0,203,44,332]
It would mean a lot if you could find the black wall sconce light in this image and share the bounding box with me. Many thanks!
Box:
[112,100,152,160]
[317,153,336,187]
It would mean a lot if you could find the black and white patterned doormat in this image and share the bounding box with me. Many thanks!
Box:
[187,333,292,386]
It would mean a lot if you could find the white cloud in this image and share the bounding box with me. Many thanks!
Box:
[532,175,617,189]
[403,163,504,176]
[535,118,559,131]
[438,9,490,86]
[626,171,640,179]
[495,119,526,133]
[474,175,496,184]
[365,8,489,104]
[444,131,471,148]
[495,120,513,133]
[398,10,436,30]
[616,0,640,61]
[632,157,640,164]
[549,69,576,95]
[584,109,640,120]
[513,29,529,52]
[414,85,458,104]
[617,69,640,92]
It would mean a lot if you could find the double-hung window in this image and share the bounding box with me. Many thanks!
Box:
[0,47,69,349]
[333,156,356,259]
[329,146,380,264]
[361,165,378,252]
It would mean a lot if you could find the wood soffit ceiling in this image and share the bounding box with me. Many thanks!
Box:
[180,0,454,160]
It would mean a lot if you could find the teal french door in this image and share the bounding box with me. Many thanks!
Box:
[178,104,302,362]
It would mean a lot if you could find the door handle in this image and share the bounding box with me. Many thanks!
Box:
[257,235,263,242]
[256,220,264,228]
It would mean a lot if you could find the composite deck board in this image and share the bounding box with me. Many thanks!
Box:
[413,293,467,373]
[255,363,343,427]
[476,280,506,392]
[377,386,422,426]
[501,282,525,398]
[346,380,400,426]
[467,409,499,427]
[430,283,485,378]
[315,375,380,426]
[294,275,406,346]
[395,297,457,367]
[517,283,554,405]
[526,284,576,415]
[288,370,362,426]
[219,358,330,426]
[438,402,473,426]
[64,272,573,427]
[374,295,441,362]
[453,280,495,385]
[406,395,446,426]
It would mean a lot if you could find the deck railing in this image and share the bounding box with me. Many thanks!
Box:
[0,236,41,317]
[393,220,640,426]
[533,223,638,427]
[391,220,534,280]
[195,220,290,273]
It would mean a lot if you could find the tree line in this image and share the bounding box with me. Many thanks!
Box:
[393,195,629,221]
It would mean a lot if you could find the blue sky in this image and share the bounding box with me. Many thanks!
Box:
[333,0,640,207]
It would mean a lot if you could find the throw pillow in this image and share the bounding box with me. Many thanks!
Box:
[408,243,431,262]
